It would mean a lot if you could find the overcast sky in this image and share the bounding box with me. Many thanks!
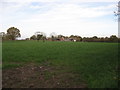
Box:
[0,0,119,39]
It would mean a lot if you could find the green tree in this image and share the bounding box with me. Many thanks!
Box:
[110,35,118,42]
[37,34,43,41]
[35,32,46,42]
[76,36,82,42]
[69,35,82,42]
[7,27,21,40]
[92,36,98,42]
[118,38,120,42]
[58,35,65,38]
[93,36,98,39]
[30,35,37,40]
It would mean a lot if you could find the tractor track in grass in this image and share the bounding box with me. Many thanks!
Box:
[2,62,87,88]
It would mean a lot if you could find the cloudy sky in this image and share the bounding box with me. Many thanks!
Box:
[0,0,119,39]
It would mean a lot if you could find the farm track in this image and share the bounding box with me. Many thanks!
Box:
[2,62,87,88]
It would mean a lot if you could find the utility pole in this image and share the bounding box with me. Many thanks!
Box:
[114,1,120,37]
[115,1,120,37]
[118,1,120,38]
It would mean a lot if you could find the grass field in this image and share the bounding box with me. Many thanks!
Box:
[2,40,118,88]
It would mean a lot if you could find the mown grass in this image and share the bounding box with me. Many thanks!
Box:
[2,40,118,88]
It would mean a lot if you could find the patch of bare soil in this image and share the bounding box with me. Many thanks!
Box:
[2,63,87,88]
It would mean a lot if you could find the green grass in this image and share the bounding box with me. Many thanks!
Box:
[2,63,22,69]
[2,40,118,88]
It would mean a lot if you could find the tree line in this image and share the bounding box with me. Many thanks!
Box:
[0,27,120,42]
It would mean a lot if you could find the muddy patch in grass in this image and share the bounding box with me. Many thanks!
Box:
[2,63,87,88]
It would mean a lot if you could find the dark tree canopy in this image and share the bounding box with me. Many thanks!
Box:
[37,34,43,41]
[7,27,21,40]
[109,35,118,42]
